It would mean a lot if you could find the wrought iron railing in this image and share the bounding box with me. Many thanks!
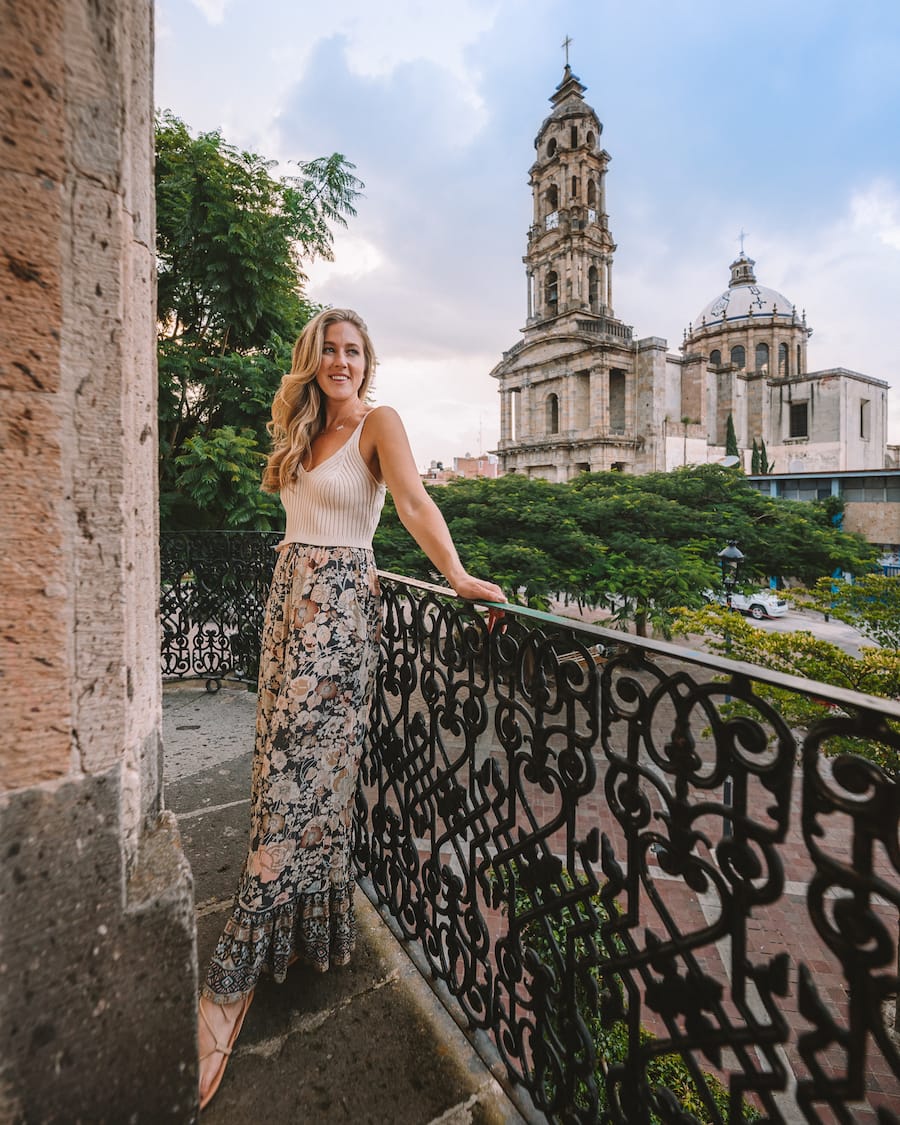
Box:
[160,531,280,689]
[160,535,900,1122]
[357,576,900,1124]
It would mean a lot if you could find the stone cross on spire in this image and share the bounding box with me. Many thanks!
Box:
[562,35,572,66]
[738,228,749,255]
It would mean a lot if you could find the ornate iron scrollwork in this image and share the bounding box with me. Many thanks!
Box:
[355,574,900,1124]
[157,538,900,1121]
[160,531,280,687]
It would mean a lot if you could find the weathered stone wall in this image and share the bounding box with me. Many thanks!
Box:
[0,1,197,1119]
[844,501,900,546]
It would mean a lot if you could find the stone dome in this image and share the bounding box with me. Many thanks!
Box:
[693,253,796,329]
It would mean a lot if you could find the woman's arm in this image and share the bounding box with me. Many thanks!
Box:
[364,407,504,603]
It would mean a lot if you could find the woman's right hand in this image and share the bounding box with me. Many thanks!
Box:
[450,573,505,604]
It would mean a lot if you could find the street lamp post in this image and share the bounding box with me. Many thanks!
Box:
[717,540,745,614]
[717,540,744,839]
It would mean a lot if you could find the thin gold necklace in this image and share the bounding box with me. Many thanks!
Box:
[323,415,356,434]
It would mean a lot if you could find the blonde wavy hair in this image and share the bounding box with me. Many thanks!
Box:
[262,308,376,492]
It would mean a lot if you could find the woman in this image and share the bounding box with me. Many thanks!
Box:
[198,308,504,1108]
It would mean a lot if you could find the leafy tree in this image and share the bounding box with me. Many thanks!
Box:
[375,475,606,610]
[671,604,900,774]
[373,467,876,635]
[567,465,875,589]
[725,413,739,459]
[174,426,282,530]
[155,112,363,528]
[796,574,900,649]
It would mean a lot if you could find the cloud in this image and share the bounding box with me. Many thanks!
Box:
[278,36,525,406]
[851,180,900,252]
[189,0,230,25]
[305,230,385,285]
[372,354,501,470]
[156,0,900,461]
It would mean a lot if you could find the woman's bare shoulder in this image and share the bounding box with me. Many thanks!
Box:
[365,404,402,425]
[363,405,406,437]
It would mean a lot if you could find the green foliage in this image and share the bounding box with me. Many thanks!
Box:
[671,605,900,773]
[171,425,282,530]
[798,573,900,649]
[372,467,877,635]
[155,112,363,529]
[725,413,739,459]
[508,868,757,1122]
[751,438,773,474]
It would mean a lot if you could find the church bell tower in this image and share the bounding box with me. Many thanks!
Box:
[525,63,618,326]
[491,59,648,482]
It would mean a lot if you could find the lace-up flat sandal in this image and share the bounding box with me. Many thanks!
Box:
[198,990,253,1111]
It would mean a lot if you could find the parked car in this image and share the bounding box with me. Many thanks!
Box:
[705,589,789,619]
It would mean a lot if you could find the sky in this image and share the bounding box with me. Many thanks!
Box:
[155,0,900,470]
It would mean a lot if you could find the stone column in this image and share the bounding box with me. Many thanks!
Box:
[499,389,511,442]
[521,382,533,439]
[606,255,614,311]
[595,365,609,432]
[0,1,197,1119]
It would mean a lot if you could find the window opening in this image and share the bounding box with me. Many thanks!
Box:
[755,342,769,372]
[545,270,559,315]
[709,349,721,367]
[588,266,599,311]
[609,370,626,432]
[778,342,789,376]
[546,393,559,434]
[570,125,578,147]
[789,401,808,437]
[730,345,746,369]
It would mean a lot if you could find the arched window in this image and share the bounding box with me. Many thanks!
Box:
[546,393,559,434]
[778,342,789,376]
[586,180,596,206]
[588,265,599,311]
[796,343,802,374]
[755,342,769,372]
[731,345,746,369]
[545,270,559,315]
[544,183,558,213]
[546,137,557,158]
[586,130,595,149]
[709,349,721,367]
[570,125,578,147]
[571,175,578,198]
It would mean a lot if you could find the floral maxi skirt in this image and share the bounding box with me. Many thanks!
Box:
[203,543,382,1004]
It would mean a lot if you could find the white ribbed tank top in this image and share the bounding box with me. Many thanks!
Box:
[278,413,386,549]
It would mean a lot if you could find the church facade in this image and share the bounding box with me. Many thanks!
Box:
[491,66,890,480]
